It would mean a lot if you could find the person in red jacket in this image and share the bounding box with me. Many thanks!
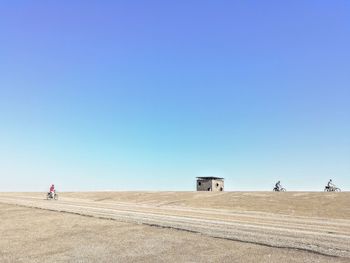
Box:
[49,184,55,198]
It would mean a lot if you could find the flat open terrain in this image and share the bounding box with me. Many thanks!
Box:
[0,192,349,262]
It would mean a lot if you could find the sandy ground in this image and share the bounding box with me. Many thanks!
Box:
[62,191,350,219]
[0,192,349,262]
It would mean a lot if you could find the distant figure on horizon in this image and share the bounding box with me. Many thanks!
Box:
[325,179,341,192]
[327,179,335,188]
[49,184,55,198]
[273,181,286,191]
[275,181,281,190]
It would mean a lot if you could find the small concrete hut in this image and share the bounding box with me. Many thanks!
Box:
[196,177,224,191]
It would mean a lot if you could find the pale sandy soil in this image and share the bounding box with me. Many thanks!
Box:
[61,191,350,219]
[0,192,349,262]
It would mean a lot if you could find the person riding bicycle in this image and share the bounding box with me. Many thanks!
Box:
[275,181,281,191]
[49,184,55,198]
[327,179,335,190]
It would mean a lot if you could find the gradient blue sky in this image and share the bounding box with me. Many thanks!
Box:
[0,1,349,191]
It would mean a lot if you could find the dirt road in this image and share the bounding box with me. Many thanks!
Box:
[0,192,349,259]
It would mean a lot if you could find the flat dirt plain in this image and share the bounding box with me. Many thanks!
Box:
[0,192,349,262]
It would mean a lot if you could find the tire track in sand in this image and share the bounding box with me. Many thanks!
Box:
[0,194,349,258]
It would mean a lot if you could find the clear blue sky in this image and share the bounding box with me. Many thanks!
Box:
[0,1,349,191]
